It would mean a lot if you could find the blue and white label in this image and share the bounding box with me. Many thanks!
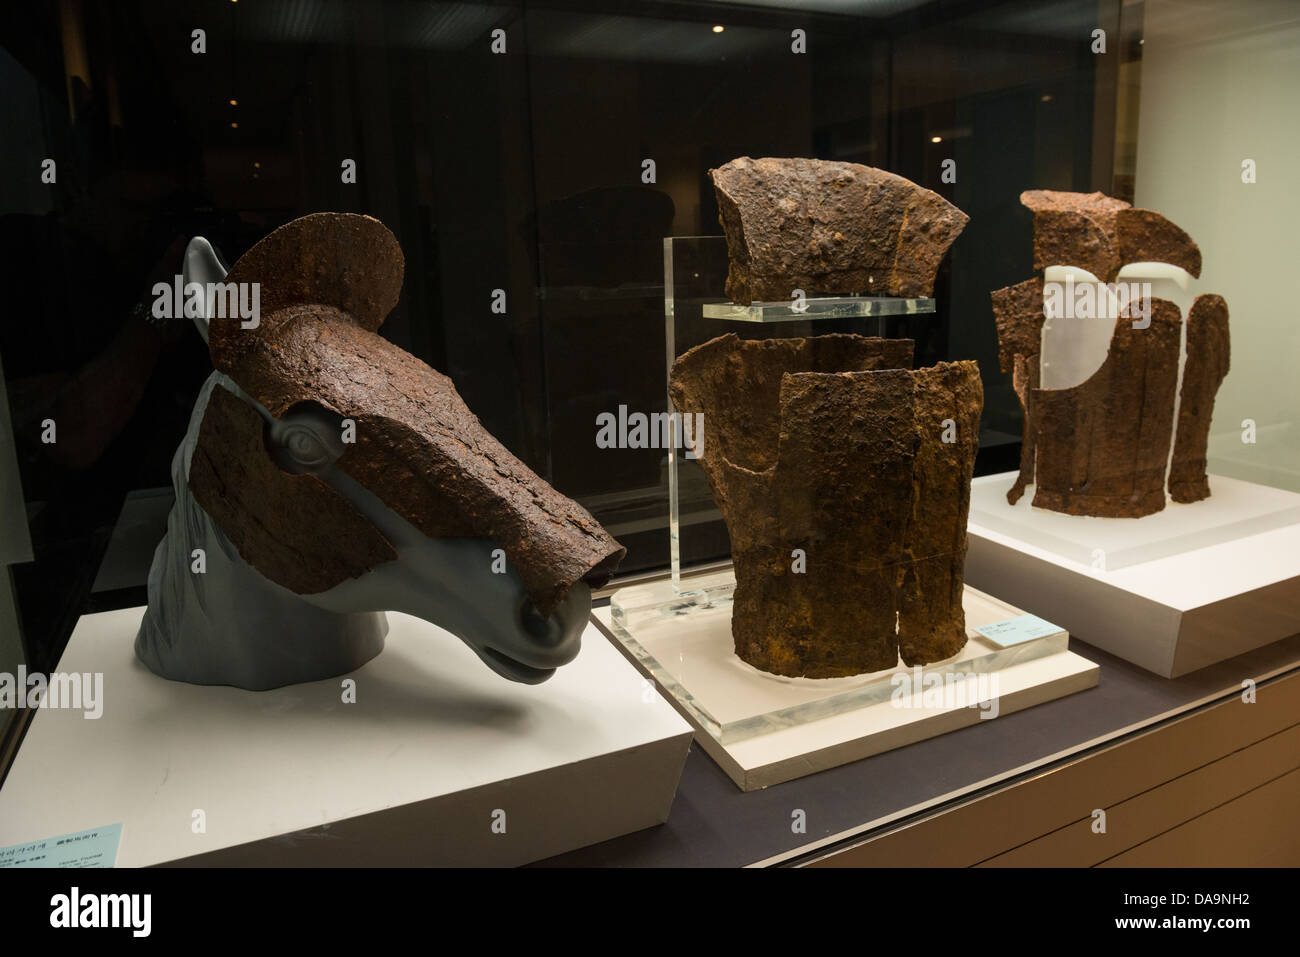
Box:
[0,823,121,868]
[975,614,1063,648]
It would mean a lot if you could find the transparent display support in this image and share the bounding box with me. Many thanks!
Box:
[608,569,1066,745]
[701,295,935,322]
[663,235,937,595]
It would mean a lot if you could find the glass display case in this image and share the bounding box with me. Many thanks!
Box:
[0,0,1296,881]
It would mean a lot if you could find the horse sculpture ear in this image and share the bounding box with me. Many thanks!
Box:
[182,237,228,347]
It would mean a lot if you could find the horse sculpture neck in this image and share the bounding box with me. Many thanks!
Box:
[135,372,387,690]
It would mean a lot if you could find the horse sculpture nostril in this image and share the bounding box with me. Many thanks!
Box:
[519,599,564,646]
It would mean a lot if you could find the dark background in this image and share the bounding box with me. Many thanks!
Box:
[0,0,1141,674]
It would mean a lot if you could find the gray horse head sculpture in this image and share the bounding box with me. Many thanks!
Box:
[136,213,624,690]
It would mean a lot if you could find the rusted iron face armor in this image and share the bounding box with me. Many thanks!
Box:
[992,191,1228,517]
[138,213,624,690]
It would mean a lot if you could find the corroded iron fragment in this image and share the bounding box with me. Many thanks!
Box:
[669,333,915,475]
[897,361,984,666]
[1116,208,1202,279]
[759,367,918,676]
[994,191,1229,515]
[991,277,1046,375]
[197,214,625,615]
[1020,189,1129,281]
[1007,356,1040,506]
[190,384,397,594]
[1169,295,1230,503]
[710,157,969,304]
[209,212,404,369]
[669,334,982,678]
[991,277,1045,505]
[1031,302,1182,517]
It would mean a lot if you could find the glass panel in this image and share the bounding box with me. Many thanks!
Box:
[1135,0,1300,493]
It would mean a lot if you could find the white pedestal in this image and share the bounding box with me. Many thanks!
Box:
[966,472,1300,677]
[595,585,1098,791]
[0,608,692,867]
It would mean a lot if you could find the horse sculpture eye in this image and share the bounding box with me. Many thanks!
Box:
[283,424,330,466]
[266,404,347,474]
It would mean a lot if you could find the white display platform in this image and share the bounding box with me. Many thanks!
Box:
[966,472,1300,677]
[0,607,692,867]
[593,594,1098,792]
[969,473,1300,570]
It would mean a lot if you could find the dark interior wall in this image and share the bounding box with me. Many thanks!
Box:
[0,0,1122,671]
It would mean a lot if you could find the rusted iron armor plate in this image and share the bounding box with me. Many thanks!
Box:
[992,192,1227,516]
[710,157,969,304]
[670,334,982,677]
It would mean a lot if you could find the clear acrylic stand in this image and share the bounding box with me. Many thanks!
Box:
[660,235,937,598]
[701,295,934,322]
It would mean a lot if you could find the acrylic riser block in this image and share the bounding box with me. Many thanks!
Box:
[610,570,1068,744]
[602,568,1098,791]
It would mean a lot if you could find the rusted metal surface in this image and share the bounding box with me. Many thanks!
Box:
[194,213,625,615]
[670,334,982,677]
[992,192,1226,515]
[710,157,968,304]
[1169,295,1231,503]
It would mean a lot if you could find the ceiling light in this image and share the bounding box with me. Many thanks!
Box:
[712,25,724,33]
[930,136,942,143]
